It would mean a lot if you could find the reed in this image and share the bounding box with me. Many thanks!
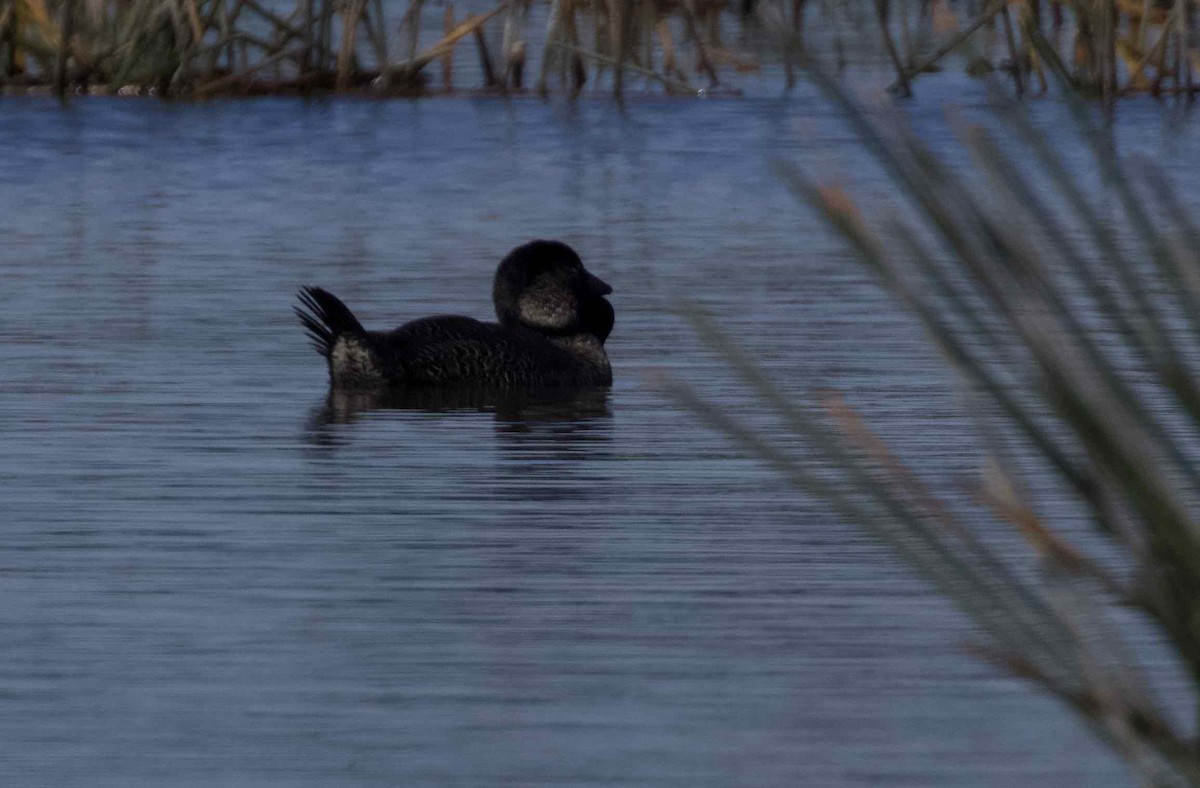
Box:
[3,0,1196,99]
[665,68,1200,782]
[0,0,749,96]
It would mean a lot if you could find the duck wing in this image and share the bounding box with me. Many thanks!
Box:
[375,317,582,386]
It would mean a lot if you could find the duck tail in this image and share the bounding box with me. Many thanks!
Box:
[294,286,367,359]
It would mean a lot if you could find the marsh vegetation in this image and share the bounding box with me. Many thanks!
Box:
[2,0,1197,99]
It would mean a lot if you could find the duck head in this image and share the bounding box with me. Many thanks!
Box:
[493,240,613,336]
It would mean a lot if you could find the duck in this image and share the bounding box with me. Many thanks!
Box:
[295,240,614,389]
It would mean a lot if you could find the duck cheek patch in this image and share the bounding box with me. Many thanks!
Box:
[517,280,577,330]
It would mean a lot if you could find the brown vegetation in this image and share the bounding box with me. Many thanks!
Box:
[1,0,1194,101]
[0,0,751,97]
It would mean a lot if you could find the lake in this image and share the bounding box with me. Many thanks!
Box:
[2,83,1195,785]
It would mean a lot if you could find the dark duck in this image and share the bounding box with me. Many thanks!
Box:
[295,240,614,389]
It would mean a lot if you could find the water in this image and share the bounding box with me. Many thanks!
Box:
[2,88,1197,786]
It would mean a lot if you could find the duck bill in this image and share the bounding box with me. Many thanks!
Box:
[585,271,613,297]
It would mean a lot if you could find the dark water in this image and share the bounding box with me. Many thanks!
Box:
[3,88,1196,786]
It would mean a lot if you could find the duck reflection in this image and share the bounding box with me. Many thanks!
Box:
[312,384,608,423]
[304,384,613,505]
[305,384,613,458]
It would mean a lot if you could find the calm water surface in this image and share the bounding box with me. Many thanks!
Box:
[2,87,1197,786]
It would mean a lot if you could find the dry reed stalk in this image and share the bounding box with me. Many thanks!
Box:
[184,0,203,39]
[898,0,912,60]
[377,2,504,90]
[555,37,692,91]
[196,29,277,56]
[318,0,333,70]
[792,0,807,38]
[204,0,227,75]
[821,0,847,68]
[1021,2,1048,91]
[1175,0,1191,98]
[608,0,630,95]
[873,0,911,95]
[1120,14,1173,93]
[1105,0,1117,101]
[54,0,74,96]
[371,0,388,61]
[682,0,719,86]
[335,0,365,89]
[1000,2,1022,93]
[1,4,15,79]
[473,25,497,86]
[1152,14,1171,93]
[194,41,297,93]
[1125,83,1200,94]
[1137,0,1153,51]
[227,0,251,69]
[637,0,654,73]
[400,0,424,61]
[307,0,321,69]
[198,0,223,32]
[1025,20,1076,86]
[244,0,301,45]
[171,0,197,90]
[441,1,453,88]
[656,16,677,79]
[358,5,388,68]
[888,0,1006,92]
[502,0,526,88]
[563,0,586,92]
[299,0,313,71]
[536,0,566,94]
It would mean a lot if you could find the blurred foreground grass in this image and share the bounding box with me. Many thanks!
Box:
[668,71,1200,785]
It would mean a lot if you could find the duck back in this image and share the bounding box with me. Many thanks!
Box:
[374,315,612,387]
